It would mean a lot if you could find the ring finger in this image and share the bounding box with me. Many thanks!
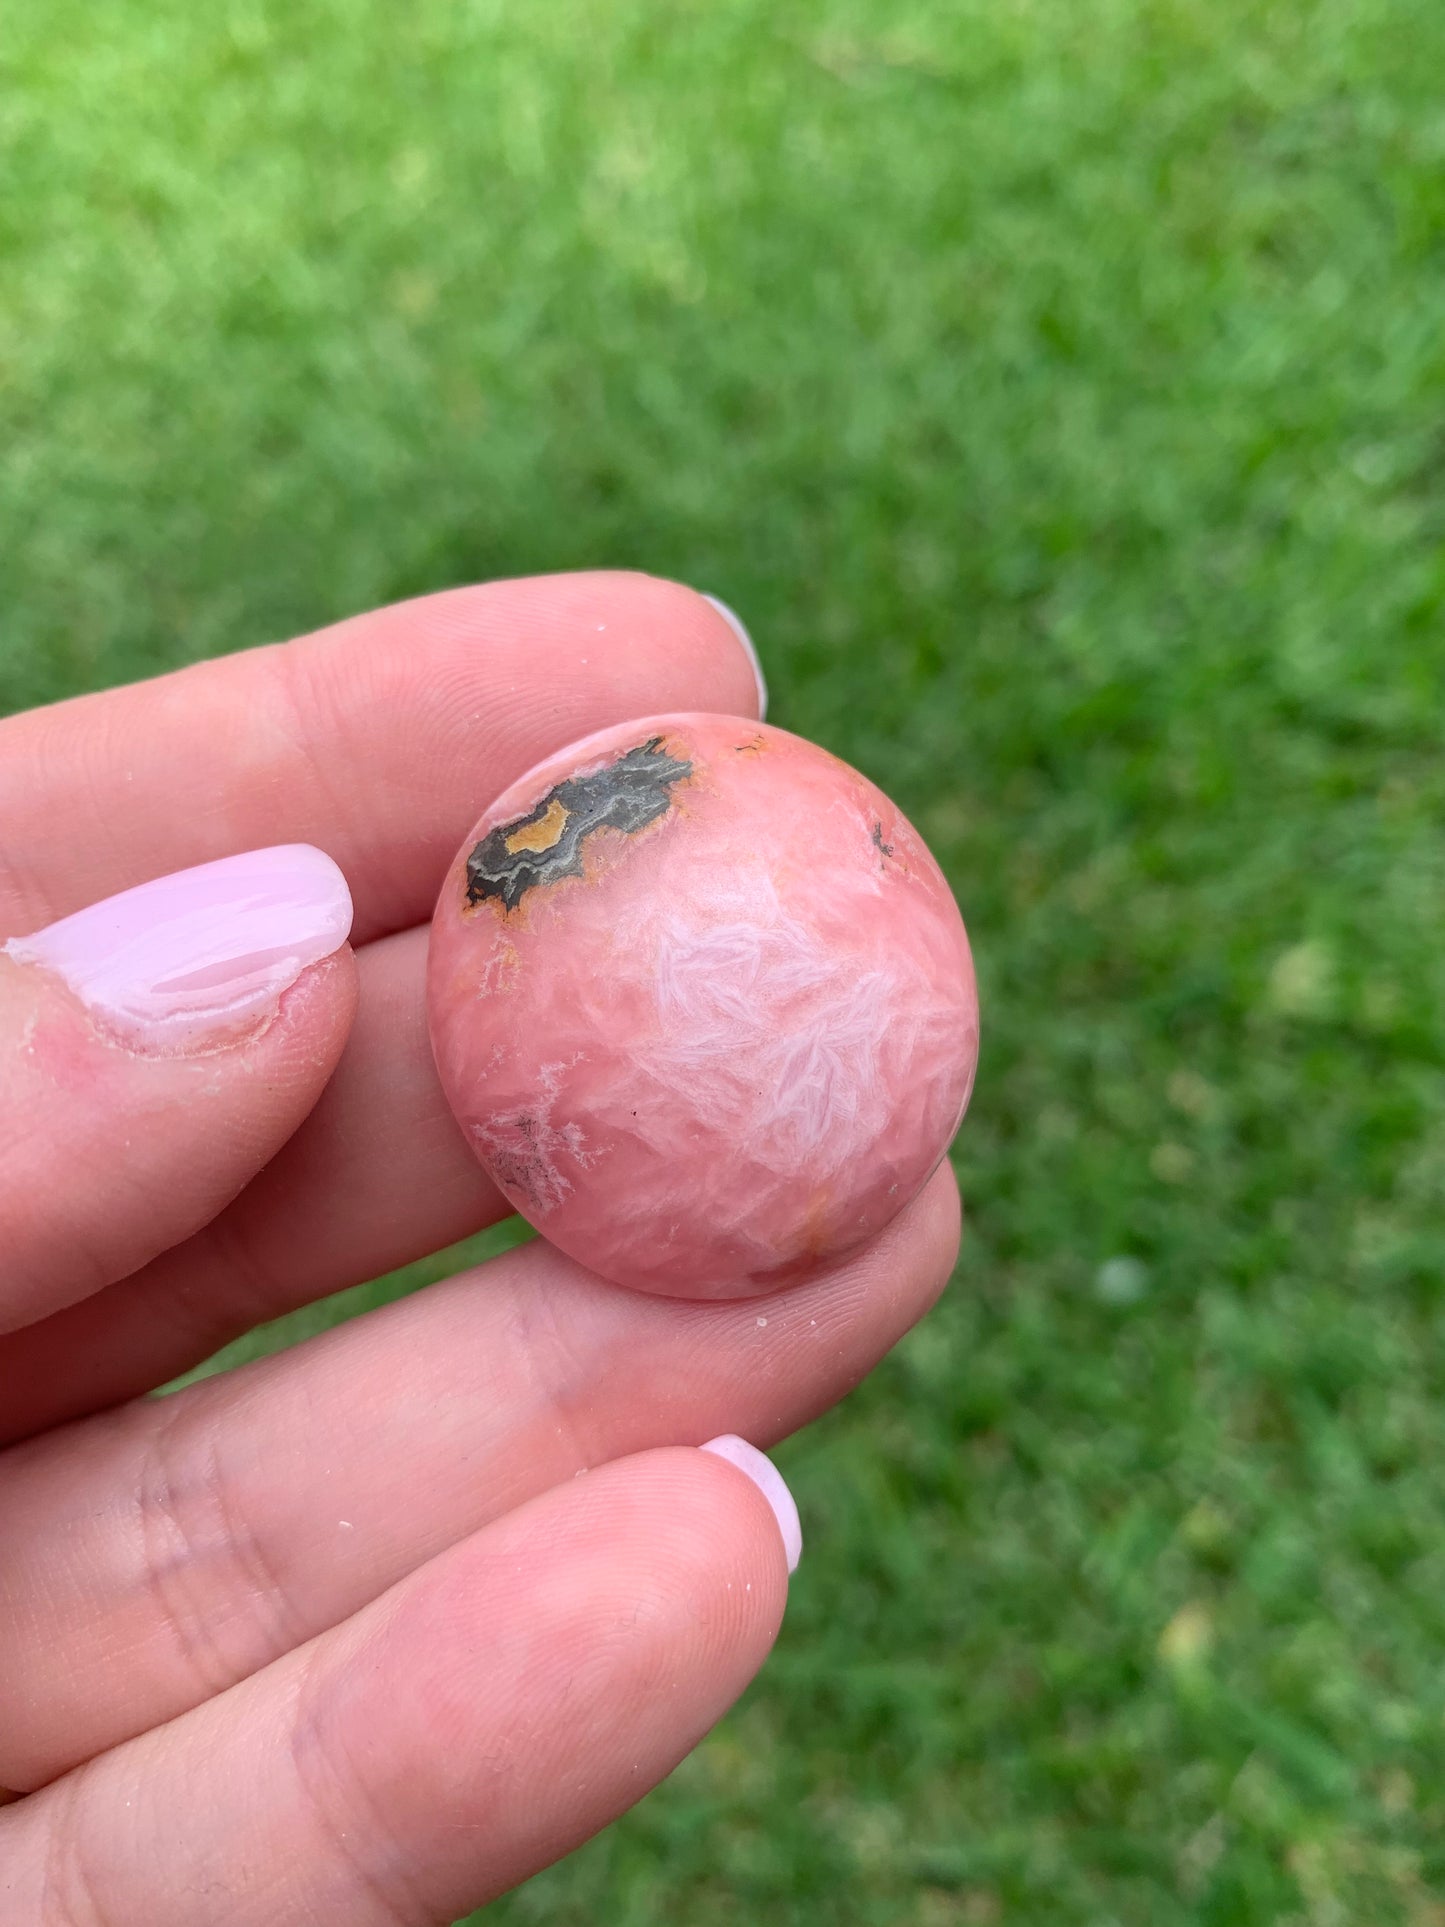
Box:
[1,1445,794,1926]
[0,1163,960,1790]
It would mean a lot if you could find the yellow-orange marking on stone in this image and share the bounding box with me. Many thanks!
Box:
[801,1186,833,1257]
[505,798,569,856]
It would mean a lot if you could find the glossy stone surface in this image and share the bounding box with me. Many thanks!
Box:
[427,714,979,1297]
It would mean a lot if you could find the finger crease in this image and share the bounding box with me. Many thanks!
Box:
[135,1404,305,1697]
[287,1648,432,1927]
[512,1275,599,1476]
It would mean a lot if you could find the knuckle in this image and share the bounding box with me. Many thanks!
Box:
[133,1402,304,1699]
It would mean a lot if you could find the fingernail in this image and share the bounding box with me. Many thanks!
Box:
[702,594,768,720]
[700,1434,802,1573]
[3,845,353,1052]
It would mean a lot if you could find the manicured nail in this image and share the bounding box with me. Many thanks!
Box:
[702,594,768,720]
[700,1434,802,1572]
[3,845,353,1052]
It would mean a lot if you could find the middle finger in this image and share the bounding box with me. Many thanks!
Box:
[0,1163,960,1791]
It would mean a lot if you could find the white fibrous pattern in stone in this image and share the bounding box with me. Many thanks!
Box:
[631,869,950,1167]
[467,1059,593,1216]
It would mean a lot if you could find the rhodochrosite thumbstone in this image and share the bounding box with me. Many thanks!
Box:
[427,714,978,1297]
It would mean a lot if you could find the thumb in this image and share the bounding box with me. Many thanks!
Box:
[0,845,357,1337]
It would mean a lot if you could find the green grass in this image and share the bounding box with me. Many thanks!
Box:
[5,0,1445,1919]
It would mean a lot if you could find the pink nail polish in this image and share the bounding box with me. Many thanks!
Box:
[3,845,353,1052]
[700,1435,803,1573]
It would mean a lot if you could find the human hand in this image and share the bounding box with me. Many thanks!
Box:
[0,575,961,1924]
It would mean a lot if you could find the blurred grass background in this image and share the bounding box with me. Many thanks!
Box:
[4,0,1445,1919]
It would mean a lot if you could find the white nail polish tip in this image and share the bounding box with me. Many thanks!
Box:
[702,593,768,721]
[700,1434,802,1573]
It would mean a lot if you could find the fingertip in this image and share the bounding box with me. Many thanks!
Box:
[700,1435,802,1573]
[874,1158,964,1326]
[700,594,767,719]
[540,571,766,723]
[927,1155,965,1268]
[268,936,361,1062]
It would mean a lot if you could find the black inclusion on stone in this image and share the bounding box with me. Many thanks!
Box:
[465,736,693,911]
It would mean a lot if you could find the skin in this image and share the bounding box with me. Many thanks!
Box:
[0,573,962,1925]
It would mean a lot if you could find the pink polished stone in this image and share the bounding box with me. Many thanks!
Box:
[427,714,978,1298]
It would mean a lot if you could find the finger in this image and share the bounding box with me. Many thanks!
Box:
[0,847,358,1334]
[0,1447,792,1926]
[0,573,765,948]
[0,1165,958,1787]
[0,924,501,1443]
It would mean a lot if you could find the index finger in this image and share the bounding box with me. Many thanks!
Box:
[0,573,764,946]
